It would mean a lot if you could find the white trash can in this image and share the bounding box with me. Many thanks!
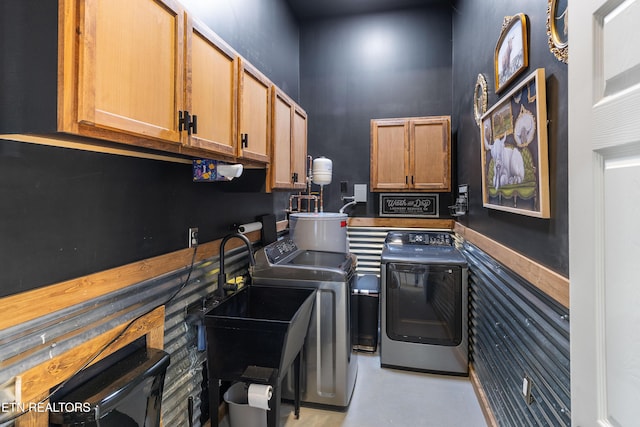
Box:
[223,383,267,427]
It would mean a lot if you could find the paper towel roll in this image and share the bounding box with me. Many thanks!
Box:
[238,221,263,234]
[247,383,272,410]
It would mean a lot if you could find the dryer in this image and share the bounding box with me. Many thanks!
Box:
[380,231,468,375]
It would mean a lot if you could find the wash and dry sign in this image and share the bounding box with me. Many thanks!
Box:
[379,193,439,217]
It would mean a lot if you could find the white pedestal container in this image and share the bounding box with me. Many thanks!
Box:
[289,212,349,253]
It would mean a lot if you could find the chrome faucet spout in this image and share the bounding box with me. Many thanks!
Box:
[218,233,255,298]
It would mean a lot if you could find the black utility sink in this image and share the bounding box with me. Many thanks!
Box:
[204,285,315,380]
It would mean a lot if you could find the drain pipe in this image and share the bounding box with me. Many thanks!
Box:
[339,196,357,214]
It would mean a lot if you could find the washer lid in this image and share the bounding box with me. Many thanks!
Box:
[285,250,352,269]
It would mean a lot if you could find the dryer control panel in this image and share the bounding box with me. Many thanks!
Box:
[386,231,453,246]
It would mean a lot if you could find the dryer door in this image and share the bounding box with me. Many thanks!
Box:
[386,263,462,346]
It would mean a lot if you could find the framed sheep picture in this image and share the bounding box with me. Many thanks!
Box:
[495,14,529,93]
[480,68,550,218]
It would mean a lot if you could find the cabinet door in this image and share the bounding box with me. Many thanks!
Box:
[238,59,270,163]
[410,116,451,191]
[370,119,410,190]
[291,105,308,190]
[73,0,184,144]
[185,17,237,156]
[271,89,293,188]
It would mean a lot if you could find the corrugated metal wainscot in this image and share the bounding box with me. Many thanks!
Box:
[463,242,570,427]
[0,245,252,427]
[347,226,571,426]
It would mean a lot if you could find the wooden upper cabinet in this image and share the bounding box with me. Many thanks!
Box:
[370,119,410,190]
[270,87,307,190]
[291,105,308,190]
[371,116,450,192]
[4,0,293,164]
[184,16,238,157]
[411,117,451,191]
[64,0,185,144]
[238,59,271,163]
[271,89,293,189]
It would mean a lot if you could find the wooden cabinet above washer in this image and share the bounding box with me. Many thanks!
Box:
[371,116,451,192]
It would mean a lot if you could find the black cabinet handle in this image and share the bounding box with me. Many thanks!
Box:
[241,133,249,148]
[189,115,197,135]
[178,111,189,132]
[179,111,197,135]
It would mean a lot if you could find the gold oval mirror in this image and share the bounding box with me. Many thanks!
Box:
[474,73,488,127]
[547,0,568,63]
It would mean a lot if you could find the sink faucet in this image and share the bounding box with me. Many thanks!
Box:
[218,233,255,298]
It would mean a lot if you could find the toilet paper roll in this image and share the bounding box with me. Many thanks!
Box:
[247,383,273,410]
[238,221,263,234]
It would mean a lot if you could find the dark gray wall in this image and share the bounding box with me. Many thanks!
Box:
[0,140,271,297]
[182,0,300,99]
[0,0,301,297]
[299,6,455,215]
[0,0,570,295]
[180,0,301,221]
[452,0,568,276]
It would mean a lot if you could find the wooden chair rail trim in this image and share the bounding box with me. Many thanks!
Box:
[0,230,261,331]
[455,223,569,308]
[12,306,164,427]
[469,365,499,427]
[347,217,455,229]
[17,306,165,403]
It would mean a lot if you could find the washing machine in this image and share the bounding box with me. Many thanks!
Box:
[251,239,358,408]
[380,231,468,375]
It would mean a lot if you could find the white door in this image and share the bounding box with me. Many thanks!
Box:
[569,0,640,425]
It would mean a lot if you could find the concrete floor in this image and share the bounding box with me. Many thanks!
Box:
[223,352,487,427]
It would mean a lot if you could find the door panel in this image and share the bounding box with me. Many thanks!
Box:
[272,92,293,187]
[570,0,640,425]
[603,154,640,426]
[78,0,183,143]
[292,107,308,189]
[411,117,450,191]
[187,18,237,155]
[239,60,270,163]
[371,120,409,190]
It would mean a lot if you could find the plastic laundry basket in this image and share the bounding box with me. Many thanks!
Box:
[224,382,266,427]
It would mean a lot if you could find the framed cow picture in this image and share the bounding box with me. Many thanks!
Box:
[480,68,550,218]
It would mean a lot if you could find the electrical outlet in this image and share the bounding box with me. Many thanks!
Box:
[188,227,199,248]
[522,376,533,405]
